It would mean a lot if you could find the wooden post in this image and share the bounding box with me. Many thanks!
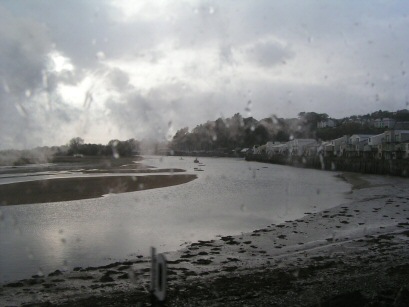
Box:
[150,247,167,307]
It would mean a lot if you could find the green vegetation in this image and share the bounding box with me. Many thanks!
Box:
[1,109,408,165]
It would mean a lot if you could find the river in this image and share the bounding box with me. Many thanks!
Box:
[0,156,350,283]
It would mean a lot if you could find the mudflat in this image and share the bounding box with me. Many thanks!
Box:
[1,168,409,306]
[0,156,196,205]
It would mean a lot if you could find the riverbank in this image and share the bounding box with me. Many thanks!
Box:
[246,153,409,178]
[0,156,196,205]
[1,171,408,306]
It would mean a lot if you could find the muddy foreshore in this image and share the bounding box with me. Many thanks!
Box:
[1,163,409,306]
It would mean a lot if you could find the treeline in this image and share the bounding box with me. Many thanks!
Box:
[65,138,140,157]
[315,123,382,141]
[0,138,141,166]
[169,112,329,153]
[169,110,407,154]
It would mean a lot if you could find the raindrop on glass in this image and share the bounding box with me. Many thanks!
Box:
[37,269,44,277]
[208,6,215,14]
[3,82,10,93]
[25,89,31,97]
[96,51,106,60]
[128,269,137,284]
[42,70,48,88]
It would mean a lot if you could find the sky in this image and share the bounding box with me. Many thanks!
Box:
[0,0,408,149]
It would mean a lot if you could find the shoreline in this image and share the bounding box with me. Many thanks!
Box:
[1,170,409,306]
[0,173,196,206]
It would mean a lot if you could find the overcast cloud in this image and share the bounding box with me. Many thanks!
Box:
[0,0,408,149]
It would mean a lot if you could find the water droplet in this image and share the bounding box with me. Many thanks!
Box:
[96,51,106,60]
[113,152,120,159]
[212,135,217,141]
[25,89,31,97]
[289,135,294,140]
[250,125,255,132]
[331,162,336,171]
[15,103,28,117]
[138,183,144,190]
[26,247,34,259]
[37,269,44,277]
[208,6,215,14]
[245,100,252,114]
[92,39,97,45]
[128,270,137,284]
[42,70,48,88]
[3,81,10,93]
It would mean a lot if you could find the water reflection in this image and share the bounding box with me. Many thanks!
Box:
[0,156,350,283]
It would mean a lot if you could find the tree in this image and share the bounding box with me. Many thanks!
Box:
[68,137,84,154]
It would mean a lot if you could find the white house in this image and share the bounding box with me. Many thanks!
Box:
[367,133,385,147]
[374,118,396,129]
[287,139,317,156]
[265,142,287,156]
[317,119,336,129]
[331,135,349,157]
[348,134,374,155]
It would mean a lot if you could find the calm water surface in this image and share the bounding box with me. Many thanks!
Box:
[0,156,350,283]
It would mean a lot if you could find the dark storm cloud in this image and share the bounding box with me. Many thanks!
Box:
[0,5,51,96]
[245,40,294,67]
[0,0,409,149]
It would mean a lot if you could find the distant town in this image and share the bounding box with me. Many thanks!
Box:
[1,109,409,176]
[170,109,409,159]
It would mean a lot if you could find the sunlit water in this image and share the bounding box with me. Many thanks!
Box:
[0,156,350,283]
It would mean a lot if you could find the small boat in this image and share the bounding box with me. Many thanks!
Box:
[194,158,199,163]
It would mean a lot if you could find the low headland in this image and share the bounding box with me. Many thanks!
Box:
[1,158,409,306]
